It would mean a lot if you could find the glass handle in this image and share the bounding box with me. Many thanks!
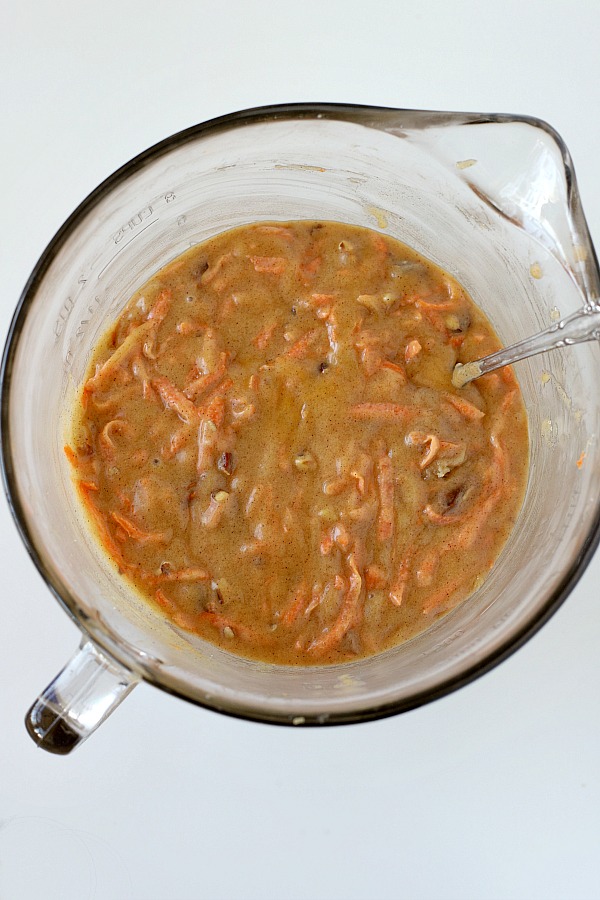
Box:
[25,640,138,755]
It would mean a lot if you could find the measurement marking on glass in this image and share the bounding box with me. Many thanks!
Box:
[97,219,158,280]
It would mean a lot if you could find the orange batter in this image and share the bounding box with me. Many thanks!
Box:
[66,221,529,664]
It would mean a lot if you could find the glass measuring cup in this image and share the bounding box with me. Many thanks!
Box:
[2,103,600,754]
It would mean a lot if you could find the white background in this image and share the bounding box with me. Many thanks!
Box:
[2,2,600,899]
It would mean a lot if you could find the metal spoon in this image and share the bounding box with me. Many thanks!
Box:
[452,305,600,388]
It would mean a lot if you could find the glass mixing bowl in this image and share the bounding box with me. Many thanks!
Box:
[2,103,600,754]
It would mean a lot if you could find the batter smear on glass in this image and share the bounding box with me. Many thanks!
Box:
[66,221,529,664]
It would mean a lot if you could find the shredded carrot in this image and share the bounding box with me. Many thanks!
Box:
[81,382,94,408]
[285,329,319,360]
[204,394,227,427]
[64,445,78,467]
[349,454,373,497]
[358,345,384,376]
[153,566,210,583]
[577,451,586,469]
[423,499,470,526]
[320,532,334,555]
[176,320,206,336]
[371,233,389,260]
[500,389,517,414]
[239,538,270,557]
[298,255,322,285]
[201,254,232,285]
[304,585,322,618]
[323,475,349,496]
[443,393,485,421]
[77,487,129,573]
[184,352,228,401]
[454,489,501,550]
[99,420,133,458]
[376,453,394,541]
[85,321,156,393]
[301,256,321,276]
[116,491,134,514]
[253,322,278,350]
[110,511,171,544]
[249,256,287,275]
[216,294,236,319]
[282,584,309,626]
[500,366,517,386]
[161,427,191,460]
[415,550,439,587]
[415,298,456,311]
[380,360,407,381]
[197,417,218,473]
[132,354,157,401]
[307,554,362,654]
[427,437,505,544]
[389,552,413,607]
[147,289,173,324]
[153,376,199,424]
[155,588,177,613]
[77,480,99,498]
[365,564,386,590]
[79,480,99,492]
[277,446,293,473]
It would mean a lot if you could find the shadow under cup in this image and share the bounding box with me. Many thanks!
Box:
[3,105,600,753]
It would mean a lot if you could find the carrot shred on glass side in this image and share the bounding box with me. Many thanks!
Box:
[79,480,99,492]
[64,445,79,467]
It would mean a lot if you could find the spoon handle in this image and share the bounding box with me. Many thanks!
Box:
[453,305,600,387]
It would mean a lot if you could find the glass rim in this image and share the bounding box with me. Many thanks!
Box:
[3,101,600,726]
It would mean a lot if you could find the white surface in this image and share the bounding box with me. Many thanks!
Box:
[2,3,600,899]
